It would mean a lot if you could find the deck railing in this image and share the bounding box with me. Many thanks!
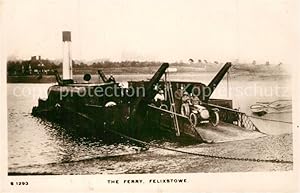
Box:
[207,103,259,132]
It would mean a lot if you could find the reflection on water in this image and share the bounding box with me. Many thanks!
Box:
[7,84,142,168]
[7,74,293,173]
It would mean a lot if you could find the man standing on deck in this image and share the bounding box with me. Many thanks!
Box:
[154,89,165,107]
[181,91,191,116]
[174,86,184,113]
[108,74,116,83]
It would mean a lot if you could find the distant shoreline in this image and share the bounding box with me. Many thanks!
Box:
[7,70,291,83]
[7,75,57,83]
[7,62,291,83]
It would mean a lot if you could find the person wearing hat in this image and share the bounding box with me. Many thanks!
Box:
[174,86,184,113]
[190,92,200,106]
[154,89,165,107]
[181,91,191,116]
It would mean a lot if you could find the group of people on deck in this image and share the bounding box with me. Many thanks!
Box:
[175,87,201,116]
[153,86,201,116]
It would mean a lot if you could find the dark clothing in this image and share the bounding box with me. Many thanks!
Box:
[174,89,184,113]
[108,76,116,83]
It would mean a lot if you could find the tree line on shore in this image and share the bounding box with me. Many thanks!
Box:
[7,59,195,75]
[7,58,284,76]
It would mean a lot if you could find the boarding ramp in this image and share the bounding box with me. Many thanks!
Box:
[193,103,266,142]
[194,122,265,143]
[148,104,266,143]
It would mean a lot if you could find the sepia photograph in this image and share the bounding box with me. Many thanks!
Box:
[0,0,299,192]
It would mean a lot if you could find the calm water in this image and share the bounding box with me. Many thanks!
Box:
[7,82,144,169]
[7,73,293,173]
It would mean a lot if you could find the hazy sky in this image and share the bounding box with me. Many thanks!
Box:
[2,0,299,64]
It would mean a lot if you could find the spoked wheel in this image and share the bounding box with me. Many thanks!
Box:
[210,111,220,127]
[181,104,190,116]
[161,104,168,110]
[189,112,198,127]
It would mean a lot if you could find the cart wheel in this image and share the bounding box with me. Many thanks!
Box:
[211,111,219,127]
[189,112,198,127]
[180,105,185,116]
[161,104,168,110]
[181,104,190,116]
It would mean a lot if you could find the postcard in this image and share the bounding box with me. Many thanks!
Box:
[0,0,299,192]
